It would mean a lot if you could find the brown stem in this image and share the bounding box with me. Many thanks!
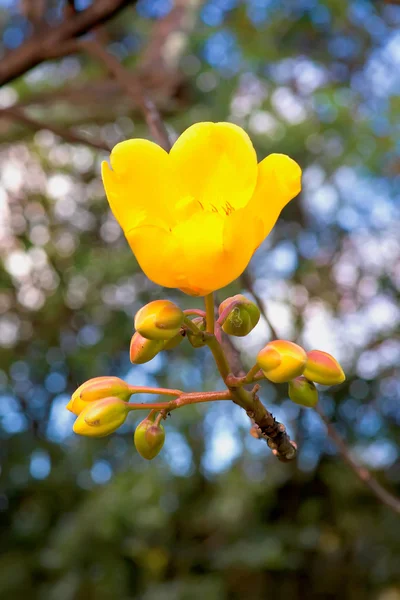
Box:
[126,390,232,412]
[315,404,400,515]
[0,106,110,152]
[0,0,132,86]
[205,333,297,460]
[79,38,172,151]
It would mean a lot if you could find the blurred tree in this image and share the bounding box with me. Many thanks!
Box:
[0,1,399,598]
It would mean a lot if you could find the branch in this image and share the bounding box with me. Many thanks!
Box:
[315,404,400,515]
[79,39,172,151]
[0,106,110,152]
[0,0,132,86]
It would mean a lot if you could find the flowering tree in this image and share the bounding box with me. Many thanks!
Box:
[1,2,400,597]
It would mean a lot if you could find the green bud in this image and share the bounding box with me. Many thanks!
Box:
[134,417,165,460]
[134,300,184,341]
[288,376,319,408]
[187,317,206,348]
[219,294,260,337]
[130,332,164,364]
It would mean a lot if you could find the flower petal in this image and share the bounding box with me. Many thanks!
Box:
[169,122,258,215]
[101,139,174,232]
[127,226,184,289]
[173,212,258,295]
[248,153,302,247]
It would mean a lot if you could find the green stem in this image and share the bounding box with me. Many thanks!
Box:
[204,293,215,335]
[183,316,204,336]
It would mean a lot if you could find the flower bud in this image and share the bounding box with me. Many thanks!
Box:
[288,376,318,408]
[257,340,307,383]
[66,376,131,416]
[73,397,129,437]
[134,417,165,460]
[218,294,260,337]
[187,317,206,348]
[163,331,184,350]
[303,350,345,386]
[134,300,184,341]
[130,332,164,364]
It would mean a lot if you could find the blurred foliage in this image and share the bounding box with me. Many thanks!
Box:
[0,0,400,598]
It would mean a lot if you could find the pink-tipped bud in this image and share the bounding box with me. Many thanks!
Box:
[187,317,206,348]
[129,332,164,364]
[218,294,260,337]
[73,397,128,437]
[134,417,165,460]
[289,376,318,408]
[134,300,184,341]
[67,376,131,416]
[303,350,345,386]
[257,340,307,383]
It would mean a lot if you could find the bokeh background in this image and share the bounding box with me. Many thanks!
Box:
[1,1,400,598]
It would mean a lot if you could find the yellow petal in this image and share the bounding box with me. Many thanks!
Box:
[169,122,258,215]
[173,212,259,295]
[248,153,302,247]
[101,139,174,232]
[127,225,185,289]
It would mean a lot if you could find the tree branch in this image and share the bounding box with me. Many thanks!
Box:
[315,404,400,515]
[79,38,172,151]
[0,106,110,152]
[0,0,132,86]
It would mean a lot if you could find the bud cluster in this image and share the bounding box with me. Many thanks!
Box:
[257,340,345,407]
[65,294,346,463]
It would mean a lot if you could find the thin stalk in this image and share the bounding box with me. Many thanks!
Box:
[126,390,232,413]
[128,386,183,397]
[204,293,215,335]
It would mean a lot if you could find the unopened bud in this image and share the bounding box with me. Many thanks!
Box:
[130,332,164,364]
[163,331,184,350]
[219,294,260,337]
[187,317,206,348]
[67,376,131,416]
[134,417,165,460]
[289,376,318,408]
[303,350,345,386]
[73,397,129,437]
[134,300,184,341]
[257,340,307,383]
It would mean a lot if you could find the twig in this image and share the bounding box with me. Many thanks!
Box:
[315,404,400,515]
[241,270,279,340]
[0,0,133,86]
[79,39,172,151]
[0,106,110,152]
[126,389,232,412]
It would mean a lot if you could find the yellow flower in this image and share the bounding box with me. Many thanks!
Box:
[102,122,301,296]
